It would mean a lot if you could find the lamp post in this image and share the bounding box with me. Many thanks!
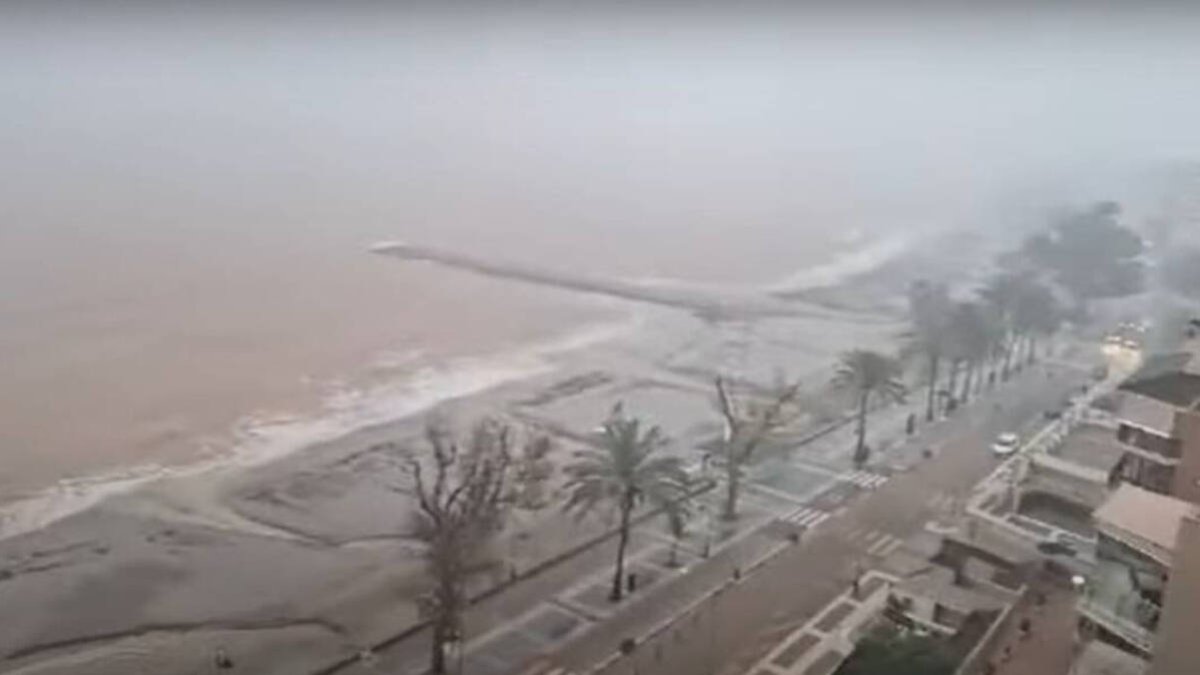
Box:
[701,452,713,558]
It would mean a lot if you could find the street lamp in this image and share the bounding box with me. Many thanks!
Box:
[701,452,713,558]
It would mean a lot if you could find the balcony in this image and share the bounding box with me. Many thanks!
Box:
[1076,560,1160,656]
[1115,424,1181,465]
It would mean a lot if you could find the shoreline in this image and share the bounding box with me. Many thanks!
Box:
[0,228,939,544]
[0,229,990,674]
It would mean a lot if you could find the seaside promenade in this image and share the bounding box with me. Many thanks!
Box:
[333,357,1091,675]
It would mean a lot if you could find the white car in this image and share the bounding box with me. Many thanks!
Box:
[991,432,1020,456]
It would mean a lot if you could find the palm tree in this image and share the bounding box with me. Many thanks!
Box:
[832,350,907,469]
[975,306,1003,395]
[946,302,991,406]
[563,404,687,601]
[978,273,1025,380]
[904,281,952,421]
[1013,281,1063,364]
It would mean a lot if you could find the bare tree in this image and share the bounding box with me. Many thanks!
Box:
[396,418,552,674]
[713,376,803,521]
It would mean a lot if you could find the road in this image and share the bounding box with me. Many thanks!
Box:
[546,361,1088,675]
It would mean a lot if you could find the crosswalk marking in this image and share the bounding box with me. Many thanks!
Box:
[869,535,905,557]
[927,492,958,512]
[860,530,889,547]
[840,470,889,489]
[780,506,831,529]
[841,527,905,557]
[843,527,872,544]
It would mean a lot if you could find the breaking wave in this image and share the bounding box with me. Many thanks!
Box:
[0,315,642,541]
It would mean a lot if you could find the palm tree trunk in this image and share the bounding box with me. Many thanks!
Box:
[723,460,740,521]
[946,360,960,410]
[854,390,869,468]
[1002,337,1014,381]
[925,354,939,422]
[610,493,633,601]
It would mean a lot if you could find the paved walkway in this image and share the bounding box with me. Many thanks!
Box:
[333,370,943,674]
[329,358,1086,675]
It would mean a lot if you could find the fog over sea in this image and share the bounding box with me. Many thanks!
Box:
[4,5,1200,504]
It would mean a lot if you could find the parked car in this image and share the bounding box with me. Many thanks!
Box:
[1037,532,1079,558]
[1037,539,1077,557]
[991,432,1020,456]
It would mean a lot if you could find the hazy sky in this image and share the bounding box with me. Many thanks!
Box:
[4,4,1200,252]
[4,3,1200,490]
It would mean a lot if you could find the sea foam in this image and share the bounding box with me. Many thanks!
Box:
[0,314,642,541]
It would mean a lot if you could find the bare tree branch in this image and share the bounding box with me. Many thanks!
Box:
[712,376,803,520]
[391,417,554,674]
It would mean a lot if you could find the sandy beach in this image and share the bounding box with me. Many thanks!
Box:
[0,231,986,675]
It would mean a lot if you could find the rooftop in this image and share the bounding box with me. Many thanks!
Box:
[1114,392,1178,436]
[1057,425,1127,467]
[1093,484,1199,565]
[944,527,1039,567]
[1119,344,1200,409]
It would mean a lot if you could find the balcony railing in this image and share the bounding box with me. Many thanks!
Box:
[1077,595,1157,655]
[1115,425,1181,461]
